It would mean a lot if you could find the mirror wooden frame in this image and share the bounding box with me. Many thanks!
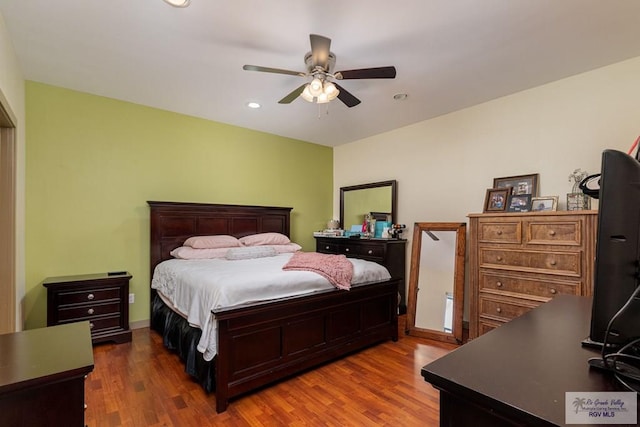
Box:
[339,180,397,230]
[406,222,466,344]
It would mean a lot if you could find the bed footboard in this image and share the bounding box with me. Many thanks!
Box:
[213,279,400,413]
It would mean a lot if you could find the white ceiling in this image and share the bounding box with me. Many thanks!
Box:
[2,1,640,147]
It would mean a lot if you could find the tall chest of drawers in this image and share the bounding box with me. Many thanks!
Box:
[315,237,407,313]
[43,272,132,344]
[468,211,597,339]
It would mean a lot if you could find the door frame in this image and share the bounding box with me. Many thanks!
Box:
[0,88,17,333]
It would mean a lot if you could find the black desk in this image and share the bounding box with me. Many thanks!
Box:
[421,295,637,426]
[0,322,94,426]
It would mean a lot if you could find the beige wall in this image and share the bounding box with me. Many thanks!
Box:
[0,12,25,330]
[335,56,640,309]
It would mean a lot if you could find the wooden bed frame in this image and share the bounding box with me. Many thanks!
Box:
[148,201,399,413]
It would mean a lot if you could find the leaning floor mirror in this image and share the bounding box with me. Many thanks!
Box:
[407,222,466,344]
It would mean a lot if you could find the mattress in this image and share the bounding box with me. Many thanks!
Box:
[151,253,391,360]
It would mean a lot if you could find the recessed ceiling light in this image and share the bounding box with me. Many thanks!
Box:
[162,0,191,7]
[247,102,261,109]
[393,93,408,101]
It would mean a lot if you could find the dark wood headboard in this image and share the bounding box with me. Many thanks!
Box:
[147,201,293,275]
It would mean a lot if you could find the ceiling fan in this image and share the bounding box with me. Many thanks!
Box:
[243,34,396,108]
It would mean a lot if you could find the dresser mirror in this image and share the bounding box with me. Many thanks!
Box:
[407,222,466,343]
[340,180,397,232]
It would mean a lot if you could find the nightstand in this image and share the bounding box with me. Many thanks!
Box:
[43,272,132,344]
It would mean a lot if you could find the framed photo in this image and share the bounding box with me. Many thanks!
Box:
[507,194,532,212]
[483,187,511,213]
[531,196,558,212]
[493,174,539,196]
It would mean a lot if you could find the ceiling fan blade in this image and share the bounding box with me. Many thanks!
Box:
[335,66,396,80]
[278,84,307,104]
[309,34,331,70]
[243,65,305,77]
[334,83,361,108]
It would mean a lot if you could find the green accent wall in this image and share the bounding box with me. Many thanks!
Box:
[25,82,333,329]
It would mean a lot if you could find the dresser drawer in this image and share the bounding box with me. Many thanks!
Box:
[354,242,385,260]
[478,319,503,335]
[526,221,581,246]
[479,272,580,299]
[317,241,339,254]
[57,287,121,306]
[479,295,539,322]
[479,248,581,276]
[477,221,521,244]
[58,301,121,321]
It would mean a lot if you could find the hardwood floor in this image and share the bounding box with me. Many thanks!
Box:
[85,317,457,426]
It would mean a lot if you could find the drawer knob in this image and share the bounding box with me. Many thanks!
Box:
[345,248,350,252]
[550,288,557,294]
[549,260,557,266]
[89,322,94,329]
[367,250,373,255]
[496,281,503,288]
[496,307,502,313]
[325,246,330,250]
[496,256,503,262]
[548,230,556,236]
[87,308,95,315]
[496,230,503,235]
[87,293,95,300]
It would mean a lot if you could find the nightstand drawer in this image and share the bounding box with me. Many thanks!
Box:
[58,301,121,321]
[88,315,122,332]
[57,287,121,305]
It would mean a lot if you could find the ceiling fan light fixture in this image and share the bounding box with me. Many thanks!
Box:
[309,78,324,97]
[324,82,339,101]
[162,0,191,7]
[316,93,330,104]
[301,85,315,103]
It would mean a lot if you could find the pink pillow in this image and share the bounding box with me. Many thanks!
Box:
[239,232,291,246]
[170,246,230,259]
[183,235,242,249]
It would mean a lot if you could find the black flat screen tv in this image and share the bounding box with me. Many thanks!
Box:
[585,149,640,348]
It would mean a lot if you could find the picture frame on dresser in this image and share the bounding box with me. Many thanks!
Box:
[483,187,511,213]
[531,196,558,211]
[506,194,532,212]
[493,173,539,196]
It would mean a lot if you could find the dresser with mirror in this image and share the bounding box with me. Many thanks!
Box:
[316,180,407,313]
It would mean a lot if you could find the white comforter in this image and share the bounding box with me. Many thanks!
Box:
[151,253,391,361]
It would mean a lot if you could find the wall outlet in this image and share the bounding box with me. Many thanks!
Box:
[129,293,135,304]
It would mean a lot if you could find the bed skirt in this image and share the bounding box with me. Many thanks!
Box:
[150,294,215,392]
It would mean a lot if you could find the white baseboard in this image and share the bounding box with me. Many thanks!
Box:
[130,319,150,330]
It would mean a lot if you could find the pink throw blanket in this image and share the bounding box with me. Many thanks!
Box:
[283,252,353,290]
